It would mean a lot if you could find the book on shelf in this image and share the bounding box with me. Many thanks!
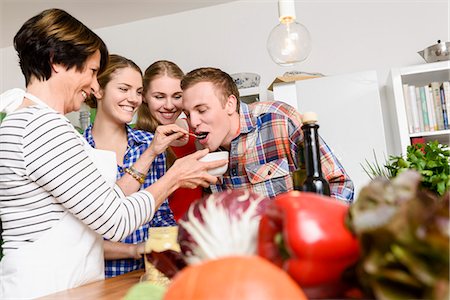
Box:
[441,82,449,129]
[430,82,445,130]
[406,85,420,133]
[410,136,426,145]
[425,85,437,131]
[413,86,424,132]
[402,81,450,132]
[418,86,430,132]
[442,82,450,126]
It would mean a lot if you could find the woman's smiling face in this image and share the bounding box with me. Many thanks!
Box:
[97,66,143,125]
[144,75,183,125]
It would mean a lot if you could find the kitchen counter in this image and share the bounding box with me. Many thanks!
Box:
[39,269,144,299]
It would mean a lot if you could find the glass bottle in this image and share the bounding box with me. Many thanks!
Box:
[292,145,307,191]
[143,226,185,286]
[300,112,331,196]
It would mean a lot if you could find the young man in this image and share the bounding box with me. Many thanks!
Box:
[181,67,354,203]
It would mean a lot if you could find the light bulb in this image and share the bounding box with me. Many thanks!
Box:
[267,18,312,66]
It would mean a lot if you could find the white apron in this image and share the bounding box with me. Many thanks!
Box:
[0,91,117,299]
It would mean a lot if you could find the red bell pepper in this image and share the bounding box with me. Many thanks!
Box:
[258,191,360,298]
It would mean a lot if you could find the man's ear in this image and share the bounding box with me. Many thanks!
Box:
[225,95,238,115]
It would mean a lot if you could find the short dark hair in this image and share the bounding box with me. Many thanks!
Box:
[14,8,109,86]
[181,67,240,113]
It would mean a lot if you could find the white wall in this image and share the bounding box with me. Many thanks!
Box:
[2,0,449,189]
[4,1,448,91]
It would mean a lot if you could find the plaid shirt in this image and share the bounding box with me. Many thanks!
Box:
[210,101,354,203]
[84,124,176,277]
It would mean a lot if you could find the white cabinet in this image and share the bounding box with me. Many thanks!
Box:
[386,61,450,155]
[238,86,260,104]
[272,70,387,198]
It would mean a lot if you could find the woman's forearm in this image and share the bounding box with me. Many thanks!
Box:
[116,148,157,195]
[117,125,187,196]
[103,240,144,260]
[144,169,180,208]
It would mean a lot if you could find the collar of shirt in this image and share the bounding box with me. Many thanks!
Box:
[84,124,151,149]
[83,124,96,147]
[238,102,256,135]
[125,125,152,148]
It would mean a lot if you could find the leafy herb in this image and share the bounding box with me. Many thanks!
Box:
[387,141,450,196]
[362,141,450,196]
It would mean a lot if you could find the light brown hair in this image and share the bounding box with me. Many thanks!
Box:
[135,60,184,168]
[181,67,240,113]
[14,8,108,86]
[85,54,142,108]
[135,60,184,133]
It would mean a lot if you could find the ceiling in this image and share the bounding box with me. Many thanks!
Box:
[0,0,237,48]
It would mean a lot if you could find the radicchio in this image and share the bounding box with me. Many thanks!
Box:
[178,190,270,265]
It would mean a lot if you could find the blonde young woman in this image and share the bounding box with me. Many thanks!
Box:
[136,61,202,220]
[84,55,186,277]
[0,10,225,298]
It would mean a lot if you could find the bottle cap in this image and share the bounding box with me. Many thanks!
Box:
[302,111,318,124]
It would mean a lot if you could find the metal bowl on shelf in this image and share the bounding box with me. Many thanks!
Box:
[418,40,450,63]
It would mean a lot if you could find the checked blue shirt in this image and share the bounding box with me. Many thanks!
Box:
[84,124,176,277]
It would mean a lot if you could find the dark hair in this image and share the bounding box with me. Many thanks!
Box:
[14,8,108,86]
[85,54,142,108]
[135,60,184,133]
[181,67,240,113]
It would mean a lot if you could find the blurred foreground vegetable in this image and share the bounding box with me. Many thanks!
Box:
[258,191,360,298]
[178,190,270,264]
[124,282,165,300]
[163,256,307,300]
[348,170,449,299]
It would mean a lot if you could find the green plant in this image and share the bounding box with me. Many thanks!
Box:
[361,150,393,180]
[362,142,450,196]
[387,141,450,196]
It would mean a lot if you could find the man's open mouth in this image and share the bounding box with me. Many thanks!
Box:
[196,132,208,140]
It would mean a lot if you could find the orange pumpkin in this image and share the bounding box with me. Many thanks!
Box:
[164,256,307,300]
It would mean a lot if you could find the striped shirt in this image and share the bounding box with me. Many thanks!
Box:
[84,125,176,277]
[0,105,156,255]
[210,101,354,203]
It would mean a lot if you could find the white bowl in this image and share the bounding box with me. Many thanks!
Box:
[199,151,229,176]
[230,72,261,89]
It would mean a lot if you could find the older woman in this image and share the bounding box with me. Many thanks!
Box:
[0,9,225,299]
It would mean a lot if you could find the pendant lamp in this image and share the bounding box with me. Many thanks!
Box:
[267,0,312,66]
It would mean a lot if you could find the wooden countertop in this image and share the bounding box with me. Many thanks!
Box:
[39,269,144,299]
